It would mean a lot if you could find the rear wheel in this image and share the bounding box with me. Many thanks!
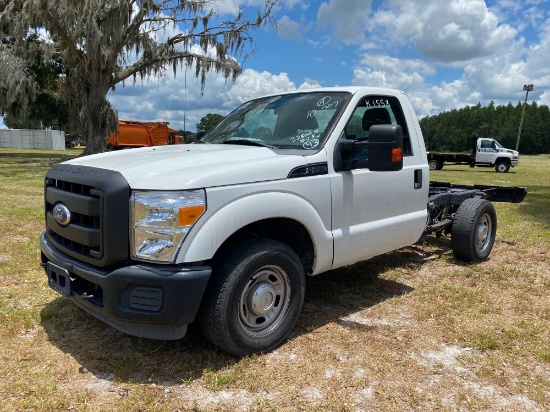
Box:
[452,198,497,262]
[199,236,305,356]
[429,159,442,170]
[495,161,510,173]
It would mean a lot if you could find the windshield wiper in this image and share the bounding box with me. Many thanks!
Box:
[222,139,277,149]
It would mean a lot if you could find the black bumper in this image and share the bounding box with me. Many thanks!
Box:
[40,232,211,340]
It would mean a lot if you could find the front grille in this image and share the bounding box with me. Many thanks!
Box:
[44,164,130,268]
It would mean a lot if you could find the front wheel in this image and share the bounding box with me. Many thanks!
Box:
[198,236,305,356]
[495,161,510,173]
[451,198,497,262]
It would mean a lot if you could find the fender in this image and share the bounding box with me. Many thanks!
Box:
[176,190,334,274]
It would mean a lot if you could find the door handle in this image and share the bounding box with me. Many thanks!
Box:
[414,169,422,189]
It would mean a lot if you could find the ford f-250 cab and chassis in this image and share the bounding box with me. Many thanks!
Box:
[40,87,527,356]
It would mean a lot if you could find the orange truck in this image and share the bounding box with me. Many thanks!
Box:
[107,120,184,149]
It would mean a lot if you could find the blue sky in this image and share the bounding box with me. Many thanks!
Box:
[3,0,550,132]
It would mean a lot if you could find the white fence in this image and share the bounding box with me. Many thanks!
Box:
[0,129,65,150]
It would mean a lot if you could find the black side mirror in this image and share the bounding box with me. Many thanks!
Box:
[367,125,403,171]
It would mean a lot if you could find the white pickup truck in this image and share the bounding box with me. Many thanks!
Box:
[40,87,526,356]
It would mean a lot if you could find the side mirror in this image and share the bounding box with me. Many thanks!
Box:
[367,125,404,171]
[335,125,403,172]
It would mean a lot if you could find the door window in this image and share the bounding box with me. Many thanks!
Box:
[344,96,413,164]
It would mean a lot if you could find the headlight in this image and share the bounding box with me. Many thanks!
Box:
[130,190,206,262]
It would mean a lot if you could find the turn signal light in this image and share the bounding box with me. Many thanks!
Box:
[391,147,403,163]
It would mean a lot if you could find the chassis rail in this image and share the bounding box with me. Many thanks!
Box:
[424,181,527,234]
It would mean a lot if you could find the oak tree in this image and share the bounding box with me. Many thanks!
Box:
[0,0,276,154]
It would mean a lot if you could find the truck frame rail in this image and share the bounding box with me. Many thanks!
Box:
[425,181,527,235]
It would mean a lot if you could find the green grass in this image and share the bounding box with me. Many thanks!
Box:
[1,149,549,411]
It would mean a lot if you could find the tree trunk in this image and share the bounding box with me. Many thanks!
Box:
[81,84,117,156]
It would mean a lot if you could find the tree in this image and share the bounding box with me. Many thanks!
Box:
[2,33,68,130]
[197,112,224,132]
[0,0,276,155]
[419,101,550,155]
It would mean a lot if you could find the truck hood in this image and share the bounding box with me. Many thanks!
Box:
[65,144,309,189]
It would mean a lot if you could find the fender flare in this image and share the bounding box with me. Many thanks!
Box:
[175,191,334,274]
[494,157,511,165]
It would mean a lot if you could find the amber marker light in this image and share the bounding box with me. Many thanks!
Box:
[391,147,403,163]
[179,205,205,226]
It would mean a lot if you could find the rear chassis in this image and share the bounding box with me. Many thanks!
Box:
[424,181,527,236]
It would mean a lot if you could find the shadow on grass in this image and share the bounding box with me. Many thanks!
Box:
[39,244,449,386]
[516,184,550,227]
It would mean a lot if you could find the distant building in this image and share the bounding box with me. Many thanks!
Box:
[0,129,65,150]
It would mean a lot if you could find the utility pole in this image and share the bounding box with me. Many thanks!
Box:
[183,67,187,133]
[516,84,534,151]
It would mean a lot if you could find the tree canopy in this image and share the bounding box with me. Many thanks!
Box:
[420,101,550,155]
[0,0,276,154]
[1,33,68,130]
[196,112,223,132]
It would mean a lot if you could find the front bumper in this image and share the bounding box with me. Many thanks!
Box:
[40,231,211,340]
[511,159,519,167]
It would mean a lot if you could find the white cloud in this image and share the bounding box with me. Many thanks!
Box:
[316,0,372,44]
[343,1,550,118]
[352,55,435,90]
[276,15,303,40]
[225,69,297,107]
[371,0,518,64]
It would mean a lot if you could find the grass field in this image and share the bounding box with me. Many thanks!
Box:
[0,149,548,411]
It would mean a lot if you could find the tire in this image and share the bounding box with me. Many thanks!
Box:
[451,198,497,262]
[428,159,439,170]
[429,159,443,170]
[198,236,305,356]
[495,161,510,173]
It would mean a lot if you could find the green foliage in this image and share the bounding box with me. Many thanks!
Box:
[0,0,276,155]
[196,113,224,133]
[420,101,550,154]
[2,33,68,130]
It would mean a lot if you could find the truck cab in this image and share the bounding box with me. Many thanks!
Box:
[475,138,519,172]
[427,137,519,173]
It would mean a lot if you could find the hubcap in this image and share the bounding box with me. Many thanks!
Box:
[238,265,291,337]
[475,213,492,252]
[248,283,276,315]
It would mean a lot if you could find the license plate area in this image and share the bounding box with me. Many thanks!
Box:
[46,262,71,297]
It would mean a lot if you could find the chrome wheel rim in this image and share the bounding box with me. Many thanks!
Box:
[238,265,291,337]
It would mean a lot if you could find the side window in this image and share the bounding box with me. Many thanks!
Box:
[480,139,493,149]
[344,95,413,156]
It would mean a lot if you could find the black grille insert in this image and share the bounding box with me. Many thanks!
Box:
[44,165,130,268]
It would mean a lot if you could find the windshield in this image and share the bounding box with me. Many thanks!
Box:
[201,92,349,150]
[494,140,503,149]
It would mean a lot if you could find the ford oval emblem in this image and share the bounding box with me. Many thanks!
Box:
[53,203,71,227]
